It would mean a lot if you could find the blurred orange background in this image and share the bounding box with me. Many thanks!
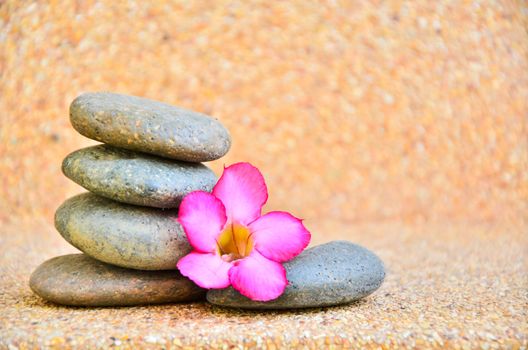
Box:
[1,0,527,228]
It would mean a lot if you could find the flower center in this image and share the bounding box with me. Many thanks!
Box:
[217,223,254,262]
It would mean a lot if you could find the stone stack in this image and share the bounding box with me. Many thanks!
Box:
[30,92,386,309]
[30,92,231,306]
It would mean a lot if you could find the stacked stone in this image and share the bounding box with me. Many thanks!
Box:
[30,92,231,306]
[30,92,386,309]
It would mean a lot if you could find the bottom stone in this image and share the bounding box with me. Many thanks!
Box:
[207,241,385,309]
[29,254,205,306]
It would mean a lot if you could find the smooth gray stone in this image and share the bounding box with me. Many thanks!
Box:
[69,92,231,162]
[55,193,189,270]
[206,241,385,309]
[62,144,217,208]
[30,254,205,306]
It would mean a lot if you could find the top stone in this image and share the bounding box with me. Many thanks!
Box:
[69,92,231,162]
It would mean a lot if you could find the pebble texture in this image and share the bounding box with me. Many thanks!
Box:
[55,193,189,270]
[29,254,205,307]
[207,241,385,309]
[69,92,231,162]
[62,145,217,208]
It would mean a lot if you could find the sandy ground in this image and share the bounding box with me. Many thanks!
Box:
[1,218,526,349]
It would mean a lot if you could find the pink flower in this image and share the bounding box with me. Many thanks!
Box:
[176,162,311,301]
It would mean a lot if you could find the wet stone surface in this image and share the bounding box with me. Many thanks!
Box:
[69,92,231,162]
[207,241,385,309]
[30,254,205,306]
[62,145,217,208]
[55,193,190,270]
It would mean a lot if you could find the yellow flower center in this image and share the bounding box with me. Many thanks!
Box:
[217,223,254,262]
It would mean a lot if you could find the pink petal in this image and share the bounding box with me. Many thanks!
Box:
[177,252,232,289]
[178,191,227,253]
[212,162,268,225]
[228,250,287,301]
[249,211,311,262]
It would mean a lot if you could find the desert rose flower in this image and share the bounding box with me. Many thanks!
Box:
[176,162,311,301]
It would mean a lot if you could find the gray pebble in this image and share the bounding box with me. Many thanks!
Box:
[69,92,231,162]
[207,241,385,309]
[62,144,217,208]
[30,254,205,306]
[55,193,189,270]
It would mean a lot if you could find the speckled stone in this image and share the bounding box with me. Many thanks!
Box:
[55,193,189,270]
[69,92,231,162]
[29,254,205,306]
[62,145,217,208]
[207,241,385,309]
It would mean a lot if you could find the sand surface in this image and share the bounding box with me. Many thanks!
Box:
[1,219,526,348]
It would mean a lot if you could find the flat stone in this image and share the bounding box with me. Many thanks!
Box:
[69,92,231,162]
[62,145,217,208]
[30,254,205,306]
[55,193,189,270]
[206,241,385,309]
